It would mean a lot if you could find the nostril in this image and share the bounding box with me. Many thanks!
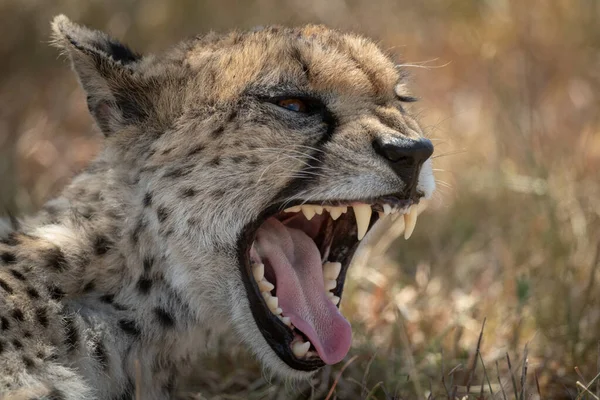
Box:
[373,137,434,166]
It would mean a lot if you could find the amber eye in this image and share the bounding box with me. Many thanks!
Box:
[276,98,307,113]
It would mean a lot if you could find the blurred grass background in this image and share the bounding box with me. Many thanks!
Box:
[1,0,599,398]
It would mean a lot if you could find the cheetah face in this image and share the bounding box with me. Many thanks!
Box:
[53,18,435,378]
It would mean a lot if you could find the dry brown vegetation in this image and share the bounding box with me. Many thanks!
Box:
[1,1,599,398]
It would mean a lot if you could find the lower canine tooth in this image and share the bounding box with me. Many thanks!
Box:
[301,205,316,220]
[353,204,372,240]
[252,263,264,281]
[403,205,419,240]
[292,341,311,358]
[258,279,274,292]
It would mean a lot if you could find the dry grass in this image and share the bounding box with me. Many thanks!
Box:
[1,1,599,398]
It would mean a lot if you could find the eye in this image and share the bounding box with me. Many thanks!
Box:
[276,98,308,113]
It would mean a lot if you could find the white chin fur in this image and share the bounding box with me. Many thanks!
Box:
[417,158,436,199]
[227,279,318,380]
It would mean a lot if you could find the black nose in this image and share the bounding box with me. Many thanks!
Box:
[373,136,434,167]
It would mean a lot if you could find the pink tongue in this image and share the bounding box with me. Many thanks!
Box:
[255,218,352,365]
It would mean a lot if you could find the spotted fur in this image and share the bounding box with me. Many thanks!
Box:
[0,15,435,399]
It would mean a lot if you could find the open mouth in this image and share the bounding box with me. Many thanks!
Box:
[238,195,421,371]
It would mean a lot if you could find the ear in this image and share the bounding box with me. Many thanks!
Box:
[51,15,148,136]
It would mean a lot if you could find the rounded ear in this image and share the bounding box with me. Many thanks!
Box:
[51,15,148,136]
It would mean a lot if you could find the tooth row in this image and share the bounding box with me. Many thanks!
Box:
[285,202,420,243]
[284,205,348,221]
[252,263,293,329]
[323,261,341,306]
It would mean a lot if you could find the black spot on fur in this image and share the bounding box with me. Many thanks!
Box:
[23,330,32,338]
[22,355,35,369]
[209,156,221,166]
[181,187,196,197]
[163,167,192,179]
[48,285,65,300]
[143,192,153,207]
[45,247,69,271]
[143,257,154,272]
[47,387,67,400]
[1,252,16,264]
[227,109,238,122]
[156,207,169,223]
[35,307,49,328]
[94,235,111,255]
[211,189,226,198]
[12,339,23,349]
[11,308,24,321]
[131,217,146,244]
[1,316,9,330]
[161,147,174,155]
[0,233,19,246]
[0,279,13,294]
[187,144,205,157]
[91,337,110,371]
[26,286,40,299]
[154,307,175,328]
[0,339,4,355]
[137,276,152,294]
[83,281,96,293]
[210,125,225,138]
[118,319,141,337]
[231,155,245,164]
[100,294,114,304]
[63,314,79,351]
[113,302,127,311]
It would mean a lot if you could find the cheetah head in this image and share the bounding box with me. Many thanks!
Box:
[52,17,435,378]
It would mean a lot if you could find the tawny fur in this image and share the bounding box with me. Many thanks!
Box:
[0,15,435,399]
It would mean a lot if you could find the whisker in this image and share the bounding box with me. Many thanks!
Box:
[432,149,467,159]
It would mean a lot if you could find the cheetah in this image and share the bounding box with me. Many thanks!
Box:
[0,15,435,399]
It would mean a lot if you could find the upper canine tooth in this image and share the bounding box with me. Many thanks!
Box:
[403,205,419,240]
[292,340,311,358]
[252,263,264,281]
[258,279,275,292]
[323,262,342,280]
[284,206,301,213]
[301,205,316,220]
[383,204,392,215]
[353,204,372,240]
